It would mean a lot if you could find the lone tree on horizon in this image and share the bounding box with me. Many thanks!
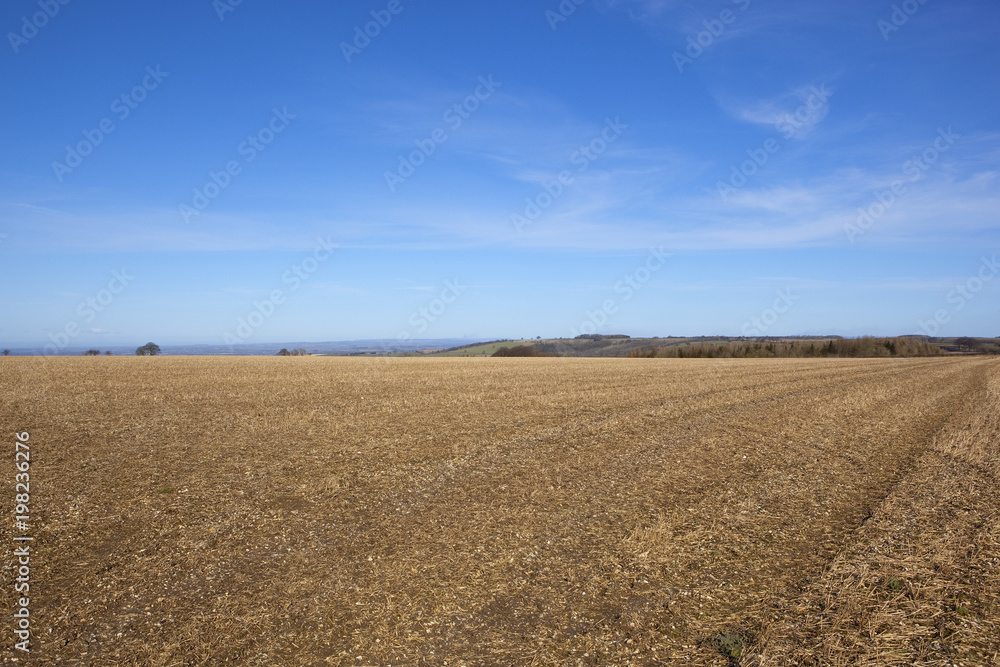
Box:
[955,337,981,351]
[135,342,161,356]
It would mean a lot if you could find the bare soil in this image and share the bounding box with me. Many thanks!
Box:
[1,356,997,665]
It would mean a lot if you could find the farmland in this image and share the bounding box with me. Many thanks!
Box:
[1,356,998,665]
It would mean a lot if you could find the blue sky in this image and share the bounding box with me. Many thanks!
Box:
[2,0,998,349]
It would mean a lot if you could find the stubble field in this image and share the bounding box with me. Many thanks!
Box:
[1,356,998,665]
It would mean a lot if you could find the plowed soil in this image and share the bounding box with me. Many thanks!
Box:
[1,356,997,665]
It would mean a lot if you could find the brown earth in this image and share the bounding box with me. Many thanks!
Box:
[1,356,997,665]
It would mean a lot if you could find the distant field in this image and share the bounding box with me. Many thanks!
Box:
[425,336,909,358]
[430,340,532,356]
[427,337,765,357]
[2,356,998,665]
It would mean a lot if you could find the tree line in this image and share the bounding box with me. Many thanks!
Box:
[627,337,946,359]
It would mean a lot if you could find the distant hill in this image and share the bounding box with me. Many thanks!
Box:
[629,336,946,358]
[5,336,996,357]
[428,335,845,358]
[425,335,1000,358]
[1,339,470,357]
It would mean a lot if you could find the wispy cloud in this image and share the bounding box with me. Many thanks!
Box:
[6,159,997,254]
[724,84,834,139]
[597,0,679,21]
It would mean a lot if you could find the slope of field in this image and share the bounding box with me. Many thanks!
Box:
[757,362,1000,665]
[427,336,931,358]
[1,356,997,665]
[429,337,749,357]
[631,335,944,358]
[429,339,536,356]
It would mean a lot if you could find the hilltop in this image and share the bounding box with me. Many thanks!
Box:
[425,335,1000,358]
[426,334,840,358]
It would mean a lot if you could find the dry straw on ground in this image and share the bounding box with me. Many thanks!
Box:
[1,356,997,665]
